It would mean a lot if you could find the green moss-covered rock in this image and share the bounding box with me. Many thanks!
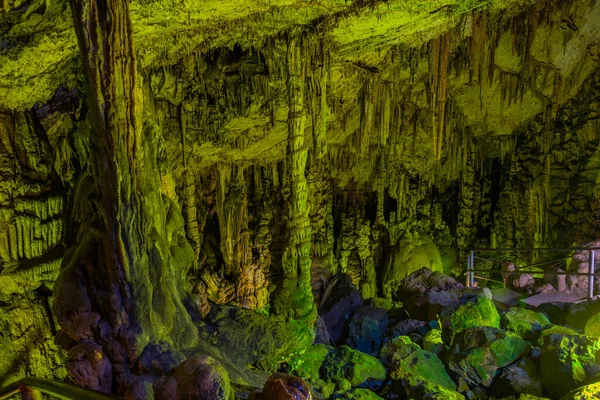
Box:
[382,233,443,300]
[502,395,551,400]
[559,381,600,400]
[289,344,332,381]
[368,298,402,310]
[318,380,336,398]
[203,305,315,371]
[332,388,384,399]
[422,329,445,356]
[537,301,600,331]
[537,324,581,346]
[386,336,456,393]
[540,333,600,398]
[320,346,386,387]
[336,378,352,391]
[502,307,550,342]
[447,327,531,388]
[584,312,600,338]
[440,293,501,345]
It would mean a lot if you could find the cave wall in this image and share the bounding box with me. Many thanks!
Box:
[0,105,76,386]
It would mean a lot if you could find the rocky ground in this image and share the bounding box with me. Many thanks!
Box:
[154,267,600,400]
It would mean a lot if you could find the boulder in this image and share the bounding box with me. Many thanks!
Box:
[396,267,463,301]
[367,297,400,310]
[584,312,600,338]
[559,381,600,400]
[288,344,331,381]
[540,333,600,398]
[492,357,543,397]
[153,355,233,400]
[403,287,491,323]
[388,319,428,338]
[537,324,581,346]
[262,373,311,400]
[336,378,352,391]
[331,388,384,399]
[439,291,500,345]
[204,305,314,370]
[66,340,112,393]
[346,305,388,355]
[382,234,444,300]
[422,329,445,356]
[446,327,531,388]
[384,336,457,399]
[319,275,364,345]
[134,341,186,376]
[320,345,386,388]
[121,375,155,400]
[315,315,333,346]
[501,307,550,342]
[537,301,600,330]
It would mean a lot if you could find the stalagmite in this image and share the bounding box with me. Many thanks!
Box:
[180,105,201,263]
[274,37,315,320]
[52,0,198,392]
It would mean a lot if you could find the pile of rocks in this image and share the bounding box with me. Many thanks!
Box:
[131,267,600,399]
[272,267,600,400]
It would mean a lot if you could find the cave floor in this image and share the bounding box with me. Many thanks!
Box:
[492,287,586,309]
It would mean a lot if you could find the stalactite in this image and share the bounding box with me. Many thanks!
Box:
[469,12,487,85]
[430,31,452,161]
[180,105,201,265]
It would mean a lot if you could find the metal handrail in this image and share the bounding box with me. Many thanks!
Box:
[471,247,600,251]
[0,377,119,400]
[468,269,600,276]
[465,247,599,300]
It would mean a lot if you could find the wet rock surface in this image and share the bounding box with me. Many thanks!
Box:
[346,305,388,356]
[153,355,233,400]
[319,275,364,346]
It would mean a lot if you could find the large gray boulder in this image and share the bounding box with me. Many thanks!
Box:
[346,305,388,355]
[320,275,364,345]
[153,355,233,400]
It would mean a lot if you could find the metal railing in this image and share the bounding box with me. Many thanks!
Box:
[465,247,600,300]
[0,377,119,400]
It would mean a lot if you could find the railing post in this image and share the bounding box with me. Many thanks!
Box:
[589,250,596,301]
[470,251,475,287]
[466,252,471,287]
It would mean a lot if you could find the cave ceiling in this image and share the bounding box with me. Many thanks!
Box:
[3,0,599,186]
[1,0,600,276]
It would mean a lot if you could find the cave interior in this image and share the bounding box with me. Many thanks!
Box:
[1,0,600,399]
